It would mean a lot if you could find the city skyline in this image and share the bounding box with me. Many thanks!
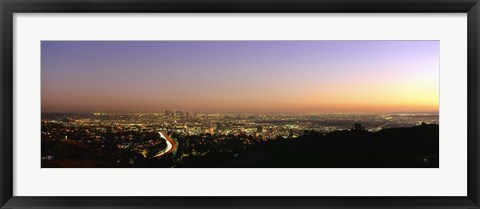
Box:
[41,41,439,113]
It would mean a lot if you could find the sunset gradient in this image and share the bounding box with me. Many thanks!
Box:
[41,41,439,113]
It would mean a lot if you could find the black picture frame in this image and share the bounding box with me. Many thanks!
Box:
[1,0,479,208]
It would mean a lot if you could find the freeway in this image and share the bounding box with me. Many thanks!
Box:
[154,131,178,158]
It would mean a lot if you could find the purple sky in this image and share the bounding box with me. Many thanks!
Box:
[41,41,439,113]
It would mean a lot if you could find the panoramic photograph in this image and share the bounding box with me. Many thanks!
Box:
[41,40,439,168]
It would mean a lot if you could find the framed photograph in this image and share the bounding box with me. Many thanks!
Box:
[1,0,479,208]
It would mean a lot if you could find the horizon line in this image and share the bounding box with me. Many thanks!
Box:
[41,111,440,114]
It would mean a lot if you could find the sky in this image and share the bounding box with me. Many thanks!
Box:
[41,41,439,113]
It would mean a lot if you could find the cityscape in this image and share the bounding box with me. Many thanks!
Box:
[41,41,439,168]
[42,112,438,168]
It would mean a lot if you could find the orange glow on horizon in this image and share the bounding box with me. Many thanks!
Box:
[41,41,439,113]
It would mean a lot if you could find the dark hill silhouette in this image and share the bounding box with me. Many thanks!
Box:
[42,124,439,168]
[177,123,439,168]
[41,139,115,168]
